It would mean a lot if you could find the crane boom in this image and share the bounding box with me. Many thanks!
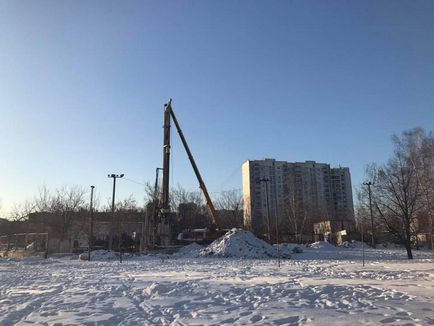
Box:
[164,100,221,228]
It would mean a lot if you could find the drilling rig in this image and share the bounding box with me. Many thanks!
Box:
[154,99,223,246]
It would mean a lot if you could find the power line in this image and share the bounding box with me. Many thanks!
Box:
[216,164,243,191]
[123,177,147,187]
[208,188,242,194]
[123,176,240,194]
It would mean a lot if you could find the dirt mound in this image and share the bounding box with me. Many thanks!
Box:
[199,228,290,259]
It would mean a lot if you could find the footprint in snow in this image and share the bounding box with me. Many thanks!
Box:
[250,314,263,322]
[273,316,300,325]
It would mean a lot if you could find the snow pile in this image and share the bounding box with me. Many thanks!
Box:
[307,241,337,250]
[199,228,290,259]
[339,240,364,249]
[79,250,117,261]
[175,243,203,257]
[278,243,303,256]
[379,242,403,249]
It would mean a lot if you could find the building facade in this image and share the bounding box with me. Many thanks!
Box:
[242,159,355,240]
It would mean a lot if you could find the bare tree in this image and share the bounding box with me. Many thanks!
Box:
[282,171,311,243]
[116,194,139,212]
[368,130,428,259]
[170,184,190,211]
[170,184,212,229]
[283,189,306,243]
[7,186,51,221]
[9,200,36,222]
[355,190,369,233]
[170,184,203,211]
[34,185,53,212]
[357,167,381,245]
[142,181,160,246]
[405,128,434,249]
[144,181,158,205]
[355,181,387,245]
[215,190,243,228]
[49,185,88,239]
[8,185,88,240]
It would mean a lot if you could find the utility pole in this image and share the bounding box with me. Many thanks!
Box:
[275,206,280,268]
[108,174,124,258]
[259,177,272,242]
[363,181,375,248]
[361,214,365,267]
[88,185,95,262]
[152,168,163,247]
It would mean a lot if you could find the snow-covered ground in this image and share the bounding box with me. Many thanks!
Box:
[1,246,434,325]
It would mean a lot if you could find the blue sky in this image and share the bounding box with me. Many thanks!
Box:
[1,1,434,214]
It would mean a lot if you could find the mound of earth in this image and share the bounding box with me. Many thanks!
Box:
[199,228,290,259]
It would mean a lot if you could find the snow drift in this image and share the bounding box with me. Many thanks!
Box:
[198,228,291,259]
[175,242,203,257]
[79,250,117,261]
[307,241,337,250]
[278,243,304,256]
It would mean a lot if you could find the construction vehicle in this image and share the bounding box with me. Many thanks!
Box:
[153,99,225,245]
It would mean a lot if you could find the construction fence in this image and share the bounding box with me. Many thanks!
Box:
[0,233,48,258]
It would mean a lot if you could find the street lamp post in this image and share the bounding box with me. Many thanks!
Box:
[361,214,365,267]
[259,177,271,242]
[108,174,124,261]
[88,185,95,262]
[259,177,280,267]
[151,168,163,247]
[363,181,375,248]
[275,207,280,268]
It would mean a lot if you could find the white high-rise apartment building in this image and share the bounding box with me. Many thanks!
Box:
[242,159,354,238]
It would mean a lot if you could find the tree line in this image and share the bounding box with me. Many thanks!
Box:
[6,183,243,231]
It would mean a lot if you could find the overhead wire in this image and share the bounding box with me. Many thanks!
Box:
[123,177,147,187]
[215,163,243,192]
